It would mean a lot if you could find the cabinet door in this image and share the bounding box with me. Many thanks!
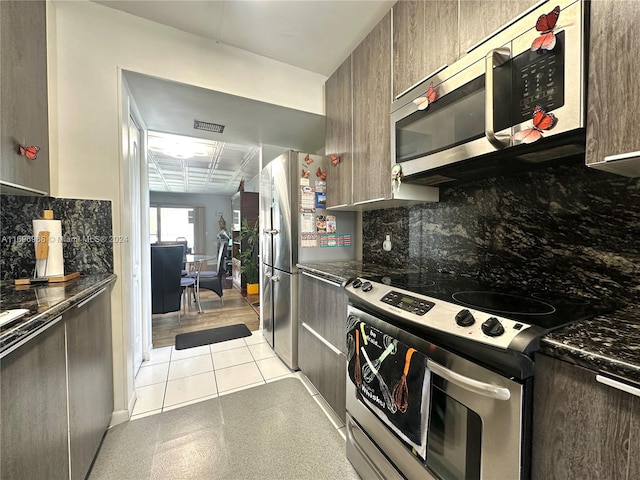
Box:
[629,396,640,480]
[458,0,537,55]
[298,322,347,422]
[393,0,458,99]
[325,56,353,209]
[0,0,50,194]
[1,320,69,480]
[586,1,640,167]
[352,12,392,204]
[66,288,114,480]
[532,354,632,480]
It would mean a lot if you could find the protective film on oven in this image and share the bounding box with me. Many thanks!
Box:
[347,320,430,460]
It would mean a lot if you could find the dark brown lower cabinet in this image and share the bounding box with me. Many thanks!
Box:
[532,353,639,480]
[0,284,113,480]
[1,319,70,480]
[298,271,349,422]
[298,321,347,422]
[66,287,114,480]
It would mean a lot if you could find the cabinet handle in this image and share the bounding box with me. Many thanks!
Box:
[485,47,512,149]
[0,315,63,359]
[427,359,511,400]
[301,322,342,356]
[76,287,107,309]
[353,197,386,206]
[395,64,448,100]
[604,151,640,162]
[596,375,640,398]
[301,270,342,287]
[0,180,48,196]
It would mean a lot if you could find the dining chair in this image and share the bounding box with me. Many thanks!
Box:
[151,244,189,322]
[196,242,226,307]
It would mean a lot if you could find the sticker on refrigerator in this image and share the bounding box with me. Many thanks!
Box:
[315,191,326,209]
[316,215,327,234]
[315,180,326,193]
[300,185,316,212]
[301,234,318,248]
[300,213,315,233]
[326,215,337,233]
[319,234,352,247]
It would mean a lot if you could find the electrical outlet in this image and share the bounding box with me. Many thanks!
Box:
[383,234,392,251]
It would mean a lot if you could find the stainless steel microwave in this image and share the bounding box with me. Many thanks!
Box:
[391,0,587,186]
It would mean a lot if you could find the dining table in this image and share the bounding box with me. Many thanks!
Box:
[185,254,216,313]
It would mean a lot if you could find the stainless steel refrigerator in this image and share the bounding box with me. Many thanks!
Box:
[260,150,356,369]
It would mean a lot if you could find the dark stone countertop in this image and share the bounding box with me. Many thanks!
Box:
[297,261,640,387]
[539,305,640,387]
[296,261,410,285]
[0,273,116,358]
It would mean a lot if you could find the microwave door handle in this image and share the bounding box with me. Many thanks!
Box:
[485,47,512,149]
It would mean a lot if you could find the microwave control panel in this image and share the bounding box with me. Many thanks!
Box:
[513,30,566,122]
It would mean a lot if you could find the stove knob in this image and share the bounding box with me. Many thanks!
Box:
[481,317,505,337]
[455,309,475,327]
[352,278,362,289]
[361,281,373,292]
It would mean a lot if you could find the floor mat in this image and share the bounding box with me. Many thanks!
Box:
[175,323,251,350]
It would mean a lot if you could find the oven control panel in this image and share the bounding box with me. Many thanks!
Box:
[380,291,435,316]
[346,278,533,350]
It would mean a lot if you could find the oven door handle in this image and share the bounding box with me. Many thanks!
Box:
[427,359,511,401]
[484,46,512,149]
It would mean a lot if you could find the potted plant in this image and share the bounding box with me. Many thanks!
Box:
[239,218,260,294]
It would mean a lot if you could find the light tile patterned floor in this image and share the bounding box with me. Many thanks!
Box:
[131,329,297,420]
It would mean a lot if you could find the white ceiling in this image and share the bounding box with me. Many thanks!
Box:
[96,0,394,195]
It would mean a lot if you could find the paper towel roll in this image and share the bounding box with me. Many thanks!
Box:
[33,218,64,277]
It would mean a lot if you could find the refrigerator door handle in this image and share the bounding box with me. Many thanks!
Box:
[265,271,272,278]
[271,275,280,282]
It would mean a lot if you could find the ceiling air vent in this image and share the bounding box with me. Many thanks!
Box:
[194,120,225,133]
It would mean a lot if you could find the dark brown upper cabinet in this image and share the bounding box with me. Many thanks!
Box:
[392,0,459,100]
[458,0,538,55]
[585,0,640,177]
[352,12,393,205]
[325,56,353,209]
[0,0,50,195]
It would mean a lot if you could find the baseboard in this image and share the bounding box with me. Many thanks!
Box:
[110,407,131,427]
[109,388,137,427]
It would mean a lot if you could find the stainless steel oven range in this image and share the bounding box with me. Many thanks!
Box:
[344,274,616,480]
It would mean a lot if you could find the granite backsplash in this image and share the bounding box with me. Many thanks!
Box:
[363,160,640,305]
[1,195,114,281]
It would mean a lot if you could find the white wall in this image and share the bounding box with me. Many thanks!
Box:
[49,0,326,418]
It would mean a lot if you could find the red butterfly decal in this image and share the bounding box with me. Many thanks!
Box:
[531,6,560,52]
[316,167,327,180]
[304,154,314,165]
[513,105,557,143]
[330,155,340,166]
[412,83,438,111]
[301,168,309,178]
[18,145,40,160]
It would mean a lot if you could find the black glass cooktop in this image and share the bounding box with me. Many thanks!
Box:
[373,273,619,331]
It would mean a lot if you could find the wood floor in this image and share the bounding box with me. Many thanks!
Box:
[152,287,260,348]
